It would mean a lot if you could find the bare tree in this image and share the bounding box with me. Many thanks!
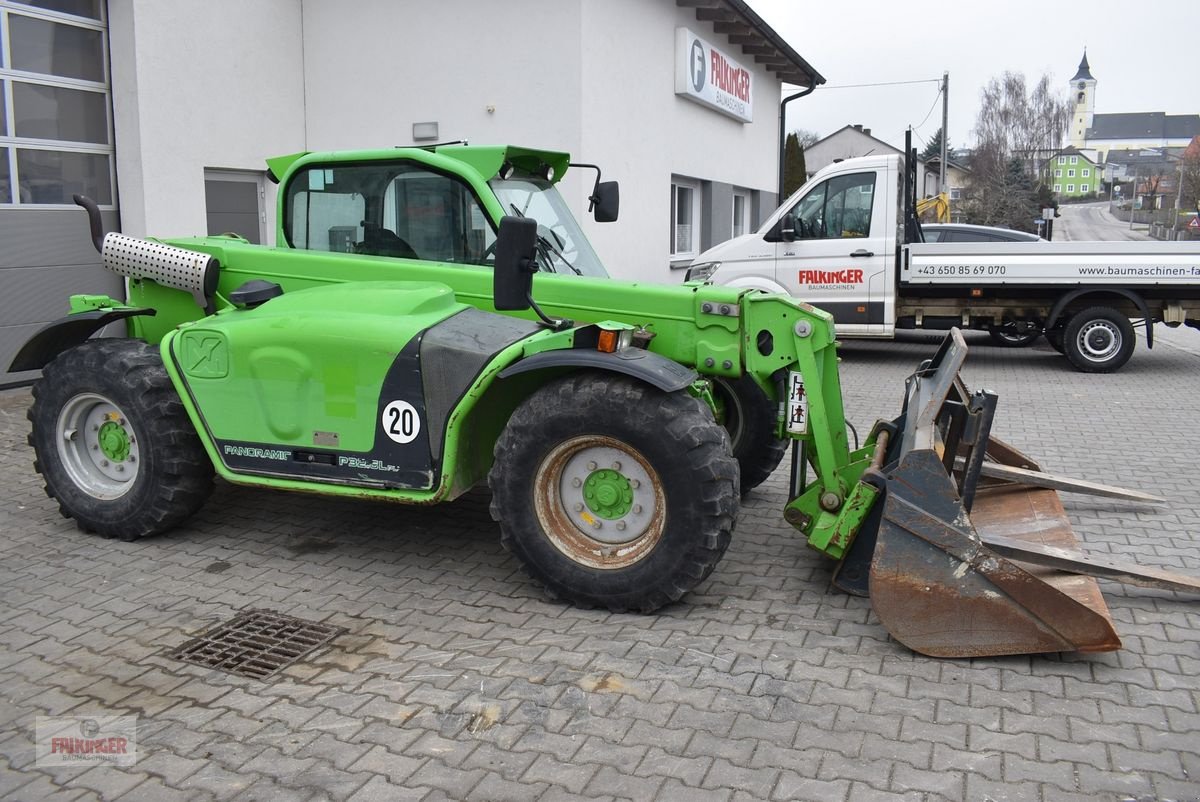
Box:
[966,72,1071,228]
[1181,136,1200,213]
[791,128,820,149]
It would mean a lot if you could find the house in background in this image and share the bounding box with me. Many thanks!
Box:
[921,154,971,203]
[803,124,928,192]
[1041,146,1102,199]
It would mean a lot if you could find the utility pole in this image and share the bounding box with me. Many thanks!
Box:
[940,72,949,199]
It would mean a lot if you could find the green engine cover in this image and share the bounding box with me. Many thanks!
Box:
[163,281,475,490]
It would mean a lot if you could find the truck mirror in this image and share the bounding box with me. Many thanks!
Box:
[766,212,797,243]
[493,216,538,311]
[781,213,797,241]
[592,181,619,223]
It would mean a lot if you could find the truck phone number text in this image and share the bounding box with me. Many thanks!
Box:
[912,264,1007,277]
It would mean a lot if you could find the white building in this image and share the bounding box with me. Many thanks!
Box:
[0,0,822,383]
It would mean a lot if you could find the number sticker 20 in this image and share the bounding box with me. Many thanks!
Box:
[381,400,421,444]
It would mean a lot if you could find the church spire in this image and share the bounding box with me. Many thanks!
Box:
[1071,51,1094,82]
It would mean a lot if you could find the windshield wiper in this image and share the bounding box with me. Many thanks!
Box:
[509,204,582,275]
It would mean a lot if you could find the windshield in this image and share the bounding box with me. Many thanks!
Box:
[489,175,609,277]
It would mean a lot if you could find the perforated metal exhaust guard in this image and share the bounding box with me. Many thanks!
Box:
[101,232,218,309]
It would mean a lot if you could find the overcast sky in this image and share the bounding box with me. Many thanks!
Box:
[748,0,1200,154]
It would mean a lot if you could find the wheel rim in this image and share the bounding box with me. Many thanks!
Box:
[1076,320,1122,363]
[56,393,141,499]
[534,435,665,570]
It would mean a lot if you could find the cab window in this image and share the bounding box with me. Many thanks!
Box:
[286,162,495,263]
[789,173,876,239]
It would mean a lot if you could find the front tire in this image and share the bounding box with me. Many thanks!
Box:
[488,372,739,612]
[29,339,213,540]
[712,376,787,494]
[1062,307,1135,373]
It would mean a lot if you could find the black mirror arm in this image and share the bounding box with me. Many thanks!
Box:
[570,162,603,212]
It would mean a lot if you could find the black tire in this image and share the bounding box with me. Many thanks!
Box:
[712,376,787,494]
[488,372,739,613]
[1062,306,1136,373]
[987,325,1041,348]
[28,339,213,540]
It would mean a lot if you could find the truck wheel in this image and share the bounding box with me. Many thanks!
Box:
[488,372,739,613]
[28,339,213,540]
[1062,307,1135,373]
[712,376,787,494]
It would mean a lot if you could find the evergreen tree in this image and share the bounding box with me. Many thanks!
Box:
[920,128,948,163]
[783,132,806,197]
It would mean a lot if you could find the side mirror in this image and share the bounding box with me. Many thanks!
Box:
[493,216,538,311]
[766,213,797,243]
[591,181,619,223]
[780,212,797,241]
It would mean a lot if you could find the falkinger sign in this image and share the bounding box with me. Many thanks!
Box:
[675,28,753,123]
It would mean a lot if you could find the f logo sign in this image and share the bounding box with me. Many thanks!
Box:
[690,39,706,92]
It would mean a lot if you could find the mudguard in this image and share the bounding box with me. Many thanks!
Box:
[498,347,698,393]
[9,308,155,372]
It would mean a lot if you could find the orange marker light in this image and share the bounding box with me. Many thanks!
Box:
[597,330,619,353]
[971,288,983,297]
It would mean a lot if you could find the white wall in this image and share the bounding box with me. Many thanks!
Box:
[579,0,783,282]
[300,0,583,157]
[110,0,789,283]
[109,0,307,241]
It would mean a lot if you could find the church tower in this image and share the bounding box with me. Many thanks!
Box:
[1069,51,1096,148]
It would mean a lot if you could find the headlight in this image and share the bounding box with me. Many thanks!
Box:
[685,261,721,283]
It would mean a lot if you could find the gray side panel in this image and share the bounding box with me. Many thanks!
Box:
[0,208,123,384]
[420,309,541,460]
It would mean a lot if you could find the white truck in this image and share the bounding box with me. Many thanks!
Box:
[687,152,1200,372]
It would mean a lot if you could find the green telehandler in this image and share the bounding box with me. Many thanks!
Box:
[11,144,1198,658]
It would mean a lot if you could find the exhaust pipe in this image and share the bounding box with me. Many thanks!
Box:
[74,194,219,312]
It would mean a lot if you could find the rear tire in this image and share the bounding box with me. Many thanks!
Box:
[712,376,787,494]
[1062,306,1135,373]
[488,372,739,612]
[28,339,213,540]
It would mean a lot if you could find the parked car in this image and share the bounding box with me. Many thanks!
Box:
[921,223,1043,243]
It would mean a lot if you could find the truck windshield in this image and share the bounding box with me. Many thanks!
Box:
[489,175,609,277]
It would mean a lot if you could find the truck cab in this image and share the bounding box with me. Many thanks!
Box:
[689,155,901,337]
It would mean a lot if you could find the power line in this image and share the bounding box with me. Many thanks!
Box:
[818,78,943,90]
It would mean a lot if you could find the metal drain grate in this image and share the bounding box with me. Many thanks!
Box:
[167,609,345,680]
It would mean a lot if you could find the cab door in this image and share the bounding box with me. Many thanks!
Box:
[775,171,887,336]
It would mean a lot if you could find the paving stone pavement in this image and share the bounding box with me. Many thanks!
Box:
[1,330,1198,801]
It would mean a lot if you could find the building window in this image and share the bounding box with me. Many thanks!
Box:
[1055,169,1062,177]
[1054,184,1062,192]
[1069,156,1078,164]
[1081,184,1089,193]
[1067,169,1075,178]
[1058,156,1066,165]
[670,177,701,258]
[949,187,961,200]
[1082,169,1090,177]
[732,190,749,238]
[0,2,114,207]
[1066,184,1074,192]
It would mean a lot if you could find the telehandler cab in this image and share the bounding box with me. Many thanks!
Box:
[11,144,1198,658]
